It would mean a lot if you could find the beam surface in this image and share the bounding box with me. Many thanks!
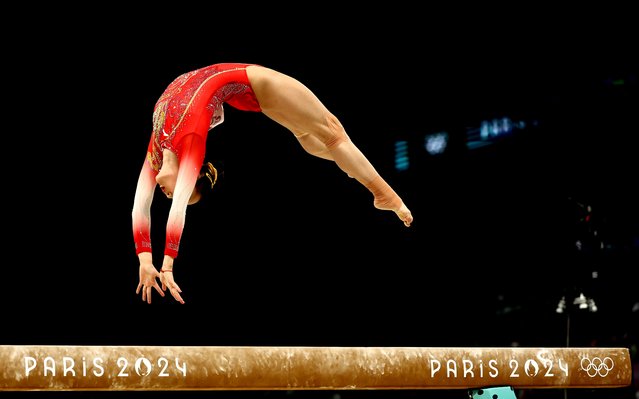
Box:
[0,346,631,390]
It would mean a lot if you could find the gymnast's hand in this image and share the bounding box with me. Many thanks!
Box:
[136,253,165,304]
[159,255,185,304]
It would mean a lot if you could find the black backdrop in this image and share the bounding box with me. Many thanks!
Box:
[3,10,637,399]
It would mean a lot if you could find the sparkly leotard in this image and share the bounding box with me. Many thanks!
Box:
[133,63,261,258]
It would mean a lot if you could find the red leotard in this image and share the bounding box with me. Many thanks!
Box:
[132,63,262,259]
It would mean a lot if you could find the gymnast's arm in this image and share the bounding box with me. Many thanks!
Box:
[160,133,207,304]
[132,157,166,303]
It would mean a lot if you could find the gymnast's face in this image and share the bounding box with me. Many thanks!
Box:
[156,167,201,205]
[156,148,201,205]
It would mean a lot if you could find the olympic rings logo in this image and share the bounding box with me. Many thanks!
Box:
[580,357,614,377]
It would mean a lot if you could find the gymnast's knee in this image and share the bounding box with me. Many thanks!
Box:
[324,113,350,150]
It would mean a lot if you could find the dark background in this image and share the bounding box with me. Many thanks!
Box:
[3,9,637,399]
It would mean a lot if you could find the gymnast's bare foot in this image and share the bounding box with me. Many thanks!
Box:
[395,203,413,227]
[374,199,413,227]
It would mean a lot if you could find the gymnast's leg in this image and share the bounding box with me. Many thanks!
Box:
[247,66,413,227]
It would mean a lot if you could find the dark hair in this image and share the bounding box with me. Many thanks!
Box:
[194,161,218,202]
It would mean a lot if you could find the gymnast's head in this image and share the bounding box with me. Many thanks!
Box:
[190,162,218,205]
[156,160,218,205]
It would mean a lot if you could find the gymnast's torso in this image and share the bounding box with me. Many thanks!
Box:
[147,63,263,172]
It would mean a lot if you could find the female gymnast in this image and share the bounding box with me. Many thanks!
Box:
[132,63,413,304]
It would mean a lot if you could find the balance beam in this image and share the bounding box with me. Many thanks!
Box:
[0,346,631,391]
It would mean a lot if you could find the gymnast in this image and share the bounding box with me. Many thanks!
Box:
[132,63,413,304]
